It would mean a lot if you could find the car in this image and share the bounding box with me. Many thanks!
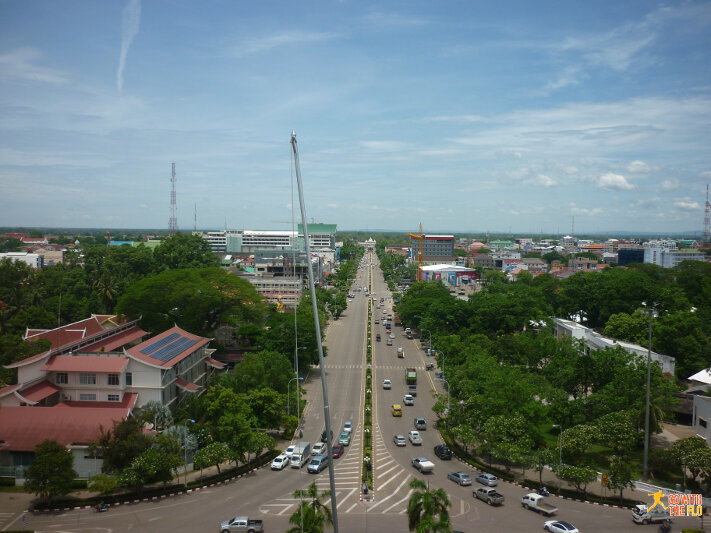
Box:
[387,338,393,346]
[543,520,580,533]
[409,430,423,445]
[403,394,414,406]
[408,385,418,397]
[411,457,435,473]
[374,319,379,324]
[414,417,426,430]
[271,454,289,470]
[331,444,344,458]
[311,442,327,456]
[284,444,296,457]
[476,473,498,487]
[448,471,472,486]
[389,333,396,339]
[434,444,452,460]
[307,454,330,474]
[392,404,403,416]
[383,379,392,390]
[393,435,407,447]
[343,420,353,433]
[425,361,434,370]
[338,431,351,446]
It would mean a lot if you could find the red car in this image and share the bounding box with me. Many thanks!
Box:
[332,445,344,458]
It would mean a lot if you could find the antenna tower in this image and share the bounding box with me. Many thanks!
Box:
[169,163,177,235]
[704,184,710,244]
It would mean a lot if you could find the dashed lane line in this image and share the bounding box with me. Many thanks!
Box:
[384,490,415,514]
[367,473,412,512]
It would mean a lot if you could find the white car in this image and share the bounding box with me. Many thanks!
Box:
[403,394,414,405]
[543,521,579,533]
[393,434,407,447]
[408,430,423,445]
[343,420,353,433]
[271,454,289,470]
[311,442,327,456]
[383,379,392,389]
[284,444,296,457]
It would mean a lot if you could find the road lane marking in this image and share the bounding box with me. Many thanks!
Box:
[383,489,414,513]
[368,474,412,511]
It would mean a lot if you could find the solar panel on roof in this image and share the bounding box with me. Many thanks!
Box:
[140,332,180,355]
[150,337,198,362]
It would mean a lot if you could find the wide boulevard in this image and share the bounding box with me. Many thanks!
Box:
[21,252,701,532]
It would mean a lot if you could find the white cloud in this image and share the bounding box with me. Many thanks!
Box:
[0,48,68,84]
[700,170,711,179]
[660,179,679,191]
[139,203,148,208]
[117,0,141,93]
[674,200,701,210]
[234,31,340,56]
[360,140,408,152]
[571,206,603,215]
[531,174,557,188]
[626,160,650,173]
[327,203,339,209]
[561,165,579,175]
[597,173,636,190]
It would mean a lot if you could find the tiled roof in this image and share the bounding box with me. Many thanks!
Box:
[0,383,21,398]
[80,326,147,352]
[205,357,225,369]
[126,326,210,368]
[0,398,135,452]
[60,392,138,410]
[16,380,61,403]
[25,316,106,348]
[42,355,128,373]
[174,377,200,392]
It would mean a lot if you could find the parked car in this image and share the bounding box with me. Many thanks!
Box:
[543,520,579,533]
[271,454,289,470]
[403,394,414,406]
[383,379,392,389]
[476,473,498,487]
[408,430,423,445]
[448,472,472,486]
[331,445,344,458]
[374,319,379,324]
[393,435,407,447]
[434,444,452,460]
[338,431,351,446]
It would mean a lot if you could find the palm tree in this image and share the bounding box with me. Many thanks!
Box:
[407,478,452,533]
[288,482,333,533]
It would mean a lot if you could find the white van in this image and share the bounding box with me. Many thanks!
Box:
[290,441,311,468]
[631,504,671,524]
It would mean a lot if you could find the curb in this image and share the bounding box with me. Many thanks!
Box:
[30,462,270,513]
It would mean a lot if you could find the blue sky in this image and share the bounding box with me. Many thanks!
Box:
[1,1,710,234]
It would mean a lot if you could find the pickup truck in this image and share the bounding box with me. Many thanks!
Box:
[220,516,264,533]
[411,457,435,473]
[521,493,557,516]
[474,487,505,506]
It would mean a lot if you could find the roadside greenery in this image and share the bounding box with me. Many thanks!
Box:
[386,251,711,496]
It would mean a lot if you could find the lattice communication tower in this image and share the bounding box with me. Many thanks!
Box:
[704,184,710,244]
[169,162,178,235]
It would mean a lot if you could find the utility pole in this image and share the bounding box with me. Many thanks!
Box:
[169,162,178,235]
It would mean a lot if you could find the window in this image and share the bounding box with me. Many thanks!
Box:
[79,393,97,401]
[125,372,132,385]
[108,373,119,386]
[79,373,96,385]
[55,373,68,385]
[700,418,708,429]
[108,394,120,402]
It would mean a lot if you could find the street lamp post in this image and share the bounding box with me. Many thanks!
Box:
[438,377,451,415]
[552,424,563,494]
[642,304,654,482]
[421,329,433,353]
[288,377,304,418]
[183,419,195,486]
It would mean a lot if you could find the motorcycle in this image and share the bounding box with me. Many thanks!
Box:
[658,519,672,533]
[538,487,551,497]
[94,504,109,513]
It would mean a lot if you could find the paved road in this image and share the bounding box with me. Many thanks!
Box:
[14,251,703,532]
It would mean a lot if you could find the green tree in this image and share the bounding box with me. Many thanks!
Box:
[559,465,597,498]
[406,478,451,533]
[531,447,555,487]
[594,411,637,457]
[670,436,709,489]
[607,455,634,500]
[25,439,77,502]
[153,233,218,270]
[192,442,230,474]
[87,473,118,495]
[136,400,174,431]
[289,481,333,533]
[561,425,599,464]
[479,414,534,472]
[118,448,181,490]
[92,417,151,473]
